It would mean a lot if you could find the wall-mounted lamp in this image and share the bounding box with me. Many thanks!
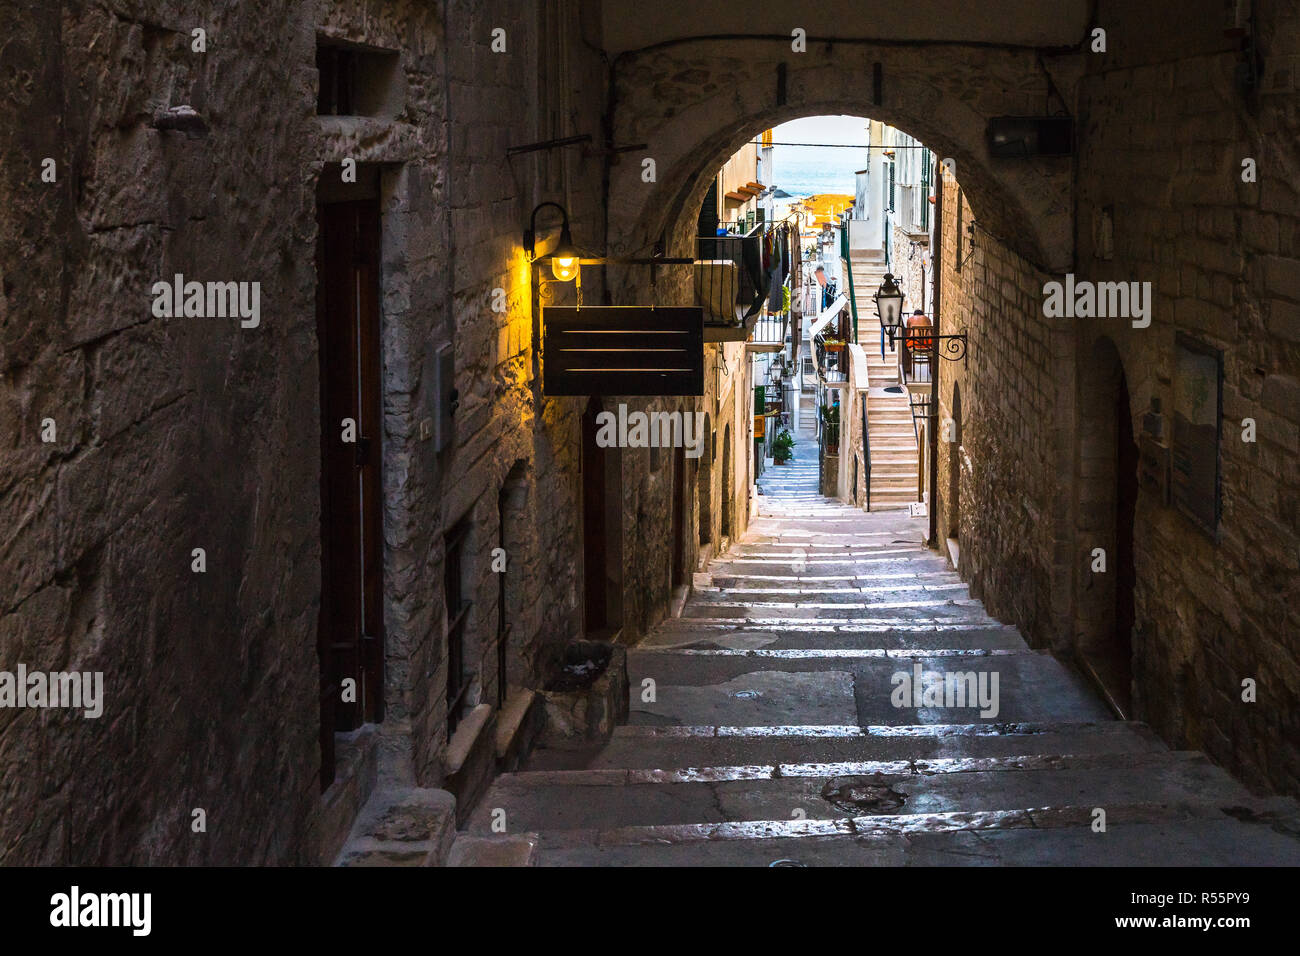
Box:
[962,219,977,269]
[524,201,580,282]
[873,272,905,349]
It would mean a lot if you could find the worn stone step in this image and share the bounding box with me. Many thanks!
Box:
[627,648,1111,726]
[706,572,963,588]
[578,720,1163,770]
[533,810,1300,866]
[692,584,973,605]
[640,623,1025,652]
[335,788,457,866]
[468,751,1268,835]
[447,833,538,866]
[681,599,991,621]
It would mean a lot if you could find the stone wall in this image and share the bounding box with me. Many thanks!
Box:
[0,0,621,864]
[931,0,1300,798]
[1072,0,1300,796]
[932,176,1072,654]
[1,0,323,864]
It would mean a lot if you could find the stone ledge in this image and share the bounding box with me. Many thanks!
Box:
[495,687,540,762]
[447,703,493,775]
[333,787,457,867]
[318,724,379,866]
[445,704,498,826]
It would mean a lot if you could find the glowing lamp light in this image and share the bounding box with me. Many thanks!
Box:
[525,201,580,283]
[550,247,579,283]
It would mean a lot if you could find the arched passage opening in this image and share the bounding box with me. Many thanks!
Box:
[605,44,1073,286]
[1075,336,1138,717]
[721,422,733,540]
[948,383,963,543]
[697,412,713,547]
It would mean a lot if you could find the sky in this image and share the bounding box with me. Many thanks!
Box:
[769,115,871,198]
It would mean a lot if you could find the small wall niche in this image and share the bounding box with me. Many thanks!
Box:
[316,38,404,118]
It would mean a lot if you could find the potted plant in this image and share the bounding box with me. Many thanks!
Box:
[773,429,795,464]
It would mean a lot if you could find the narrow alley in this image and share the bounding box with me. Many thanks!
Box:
[4,0,1299,908]
[469,451,1300,865]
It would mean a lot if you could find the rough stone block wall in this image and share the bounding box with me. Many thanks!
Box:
[1,0,322,863]
[1074,0,1300,795]
[0,0,619,863]
[934,176,1069,650]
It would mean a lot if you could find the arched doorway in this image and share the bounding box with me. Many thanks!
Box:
[697,412,712,547]
[1075,337,1137,716]
[721,423,733,540]
[671,447,686,588]
[948,384,962,542]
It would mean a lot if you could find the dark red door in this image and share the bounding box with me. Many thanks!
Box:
[316,199,384,790]
[582,397,607,634]
[671,447,685,587]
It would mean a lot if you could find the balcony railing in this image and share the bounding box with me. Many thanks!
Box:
[695,216,798,347]
[812,309,850,385]
[899,326,935,446]
[695,223,766,331]
[899,329,934,385]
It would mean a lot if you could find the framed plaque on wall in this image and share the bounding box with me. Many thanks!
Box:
[1171,333,1222,540]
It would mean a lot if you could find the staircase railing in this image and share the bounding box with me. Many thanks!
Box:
[839,222,859,343]
[861,391,871,511]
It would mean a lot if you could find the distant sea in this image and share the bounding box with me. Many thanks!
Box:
[772,147,869,198]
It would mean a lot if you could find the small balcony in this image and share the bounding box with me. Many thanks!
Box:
[811,309,850,385]
[694,223,790,349]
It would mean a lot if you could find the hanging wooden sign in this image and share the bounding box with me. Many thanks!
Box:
[543,306,704,396]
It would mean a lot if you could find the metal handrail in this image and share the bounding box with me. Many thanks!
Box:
[840,223,859,343]
[862,391,871,511]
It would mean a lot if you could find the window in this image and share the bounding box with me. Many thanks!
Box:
[888,162,896,213]
[316,39,402,117]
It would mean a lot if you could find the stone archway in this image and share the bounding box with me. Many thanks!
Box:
[605,44,1075,290]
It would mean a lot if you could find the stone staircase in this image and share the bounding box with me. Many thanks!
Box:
[463,482,1300,865]
[850,249,920,511]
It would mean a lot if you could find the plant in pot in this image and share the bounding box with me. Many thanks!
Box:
[773,428,795,464]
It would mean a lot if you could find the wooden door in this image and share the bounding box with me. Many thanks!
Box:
[671,447,685,586]
[581,397,607,633]
[316,198,384,789]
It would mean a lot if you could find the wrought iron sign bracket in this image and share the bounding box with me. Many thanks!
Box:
[898,330,970,367]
